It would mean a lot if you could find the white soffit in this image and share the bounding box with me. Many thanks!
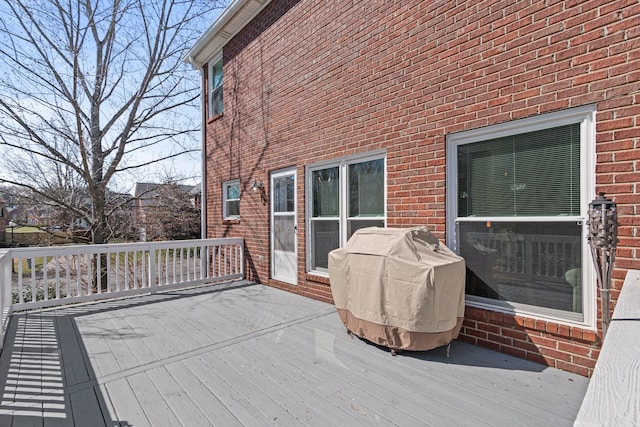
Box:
[185,0,271,67]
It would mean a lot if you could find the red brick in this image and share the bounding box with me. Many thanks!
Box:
[545,322,559,335]
[555,360,591,377]
[502,328,529,342]
[529,334,558,350]
[572,354,597,370]
[501,346,527,359]
[557,324,571,337]
[477,322,501,334]
[558,341,593,357]
[512,338,540,354]
[570,327,584,340]
[488,333,513,346]
[201,0,638,378]
[582,330,598,344]
[475,338,502,353]
[540,348,573,363]
[526,352,548,366]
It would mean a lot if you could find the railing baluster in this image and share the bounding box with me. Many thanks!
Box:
[201,245,206,280]
[76,255,81,297]
[148,245,156,293]
[18,259,24,304]
[115,252,121,292]
[217,245,221,277]
[30,258,36,302]
[96,253,102,294]
[55,257,60,300]
[165,249,169,286]
[107,252,112,293]
[159,248,163,286]
[185,247,189,281]
[127,251,132,290]
[225,246,229,276]
[236,244,241,275]
[133,251,138,289]
[180,248,184,283]
[42,256,48,301]
[65,255,70,299]
[142,249,148,289]
[87,254,92,296]
[240,242,245,277]
[172,249,177,285]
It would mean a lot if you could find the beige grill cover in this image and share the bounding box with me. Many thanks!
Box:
[328,227,465,351]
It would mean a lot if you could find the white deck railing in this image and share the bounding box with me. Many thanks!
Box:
[0,249,12,351]
[0,238,244,348]
[575,269,640,426]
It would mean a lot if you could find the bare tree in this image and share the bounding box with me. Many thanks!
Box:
[0,0,223,243]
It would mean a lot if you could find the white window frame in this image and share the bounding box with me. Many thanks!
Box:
[446,105,596,328]
[208,53,223,118]
[222,179,240,220]
[306,150,387,275]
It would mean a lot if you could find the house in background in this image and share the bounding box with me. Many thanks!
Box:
[186,0,640,376]
[133,182,201,241]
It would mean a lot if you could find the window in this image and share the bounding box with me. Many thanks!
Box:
[307,153,386,273]
[223,180,240,219]
[208,56,223,117]
[446,105,595,324]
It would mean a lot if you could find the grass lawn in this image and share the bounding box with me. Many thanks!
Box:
[5,226,41,233]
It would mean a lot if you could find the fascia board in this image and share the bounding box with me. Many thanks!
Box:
[184,0,271,68]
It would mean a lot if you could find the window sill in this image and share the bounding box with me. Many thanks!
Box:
[222,218,240,225]
[207,112,223,124]
[305,273,330,285]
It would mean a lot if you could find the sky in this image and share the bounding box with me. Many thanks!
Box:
[0,0,228,196]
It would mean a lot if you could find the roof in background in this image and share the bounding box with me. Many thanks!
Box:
[134,182,200,208]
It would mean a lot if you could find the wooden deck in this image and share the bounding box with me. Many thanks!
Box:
[0,281,588,426]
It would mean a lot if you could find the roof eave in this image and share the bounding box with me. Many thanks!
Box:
[184,0,271,68]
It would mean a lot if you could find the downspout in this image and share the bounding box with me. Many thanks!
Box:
[199,66,207,239]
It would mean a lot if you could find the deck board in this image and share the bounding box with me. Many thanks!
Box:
[68,388,104,427]
[0,281,589,426]
[146,366,215,426]
[126,371,182,426]
[186,356,273,426]
[164,360,242,427]
[213,346,340,427]
[248,316,503,426]
[102,378,151,427]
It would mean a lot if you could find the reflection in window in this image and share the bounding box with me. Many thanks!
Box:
[459,221,582,313]
[308,155,385,271]
[274,175,295,213]
[208,58,223,117]
[223,180,240,219]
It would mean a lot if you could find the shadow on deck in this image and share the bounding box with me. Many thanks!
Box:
[0,281,588,426]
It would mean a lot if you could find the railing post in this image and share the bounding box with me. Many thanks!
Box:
[148,243,157,294]
[0,249,13,351]
[239,240,245,279]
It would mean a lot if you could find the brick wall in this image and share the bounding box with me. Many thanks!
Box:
[204,0,640,376]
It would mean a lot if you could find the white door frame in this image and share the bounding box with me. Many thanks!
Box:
[270,168,298,285]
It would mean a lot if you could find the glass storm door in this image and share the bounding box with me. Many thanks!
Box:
[271,169,297,284]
